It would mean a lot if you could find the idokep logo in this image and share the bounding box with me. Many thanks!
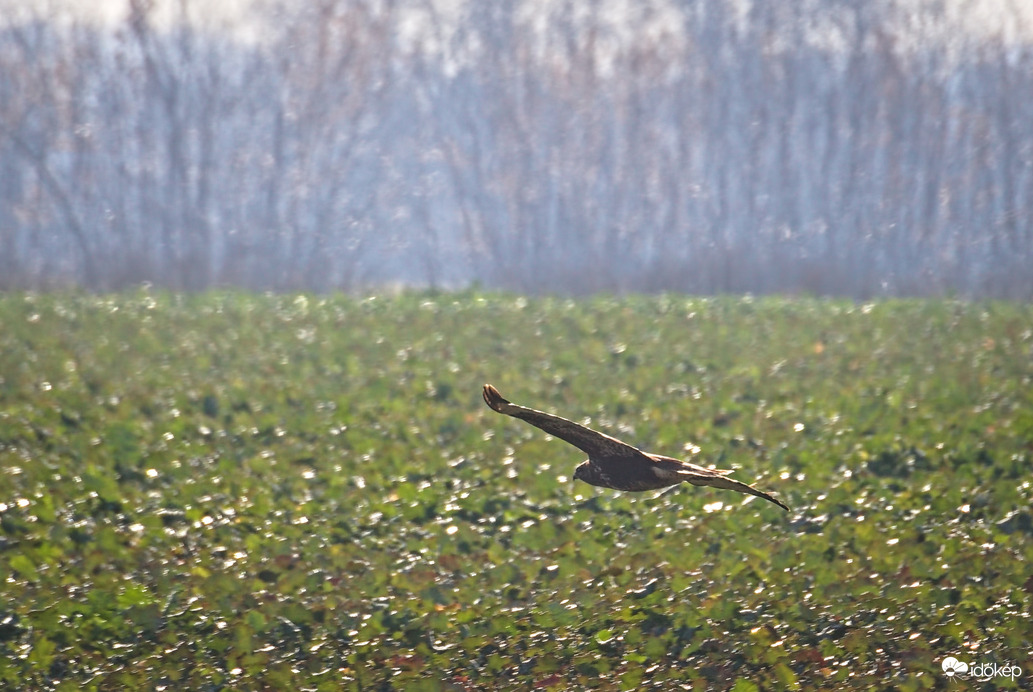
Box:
[941,656,1023,683]
[941,657,968,679]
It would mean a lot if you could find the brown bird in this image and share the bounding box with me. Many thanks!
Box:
[482,384,789,511]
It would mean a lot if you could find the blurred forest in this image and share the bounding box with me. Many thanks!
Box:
[1,0,1031,297]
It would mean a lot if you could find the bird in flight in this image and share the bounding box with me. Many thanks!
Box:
[482,384,789,511]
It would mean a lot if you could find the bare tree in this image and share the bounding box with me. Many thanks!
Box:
[0,0,1030,298]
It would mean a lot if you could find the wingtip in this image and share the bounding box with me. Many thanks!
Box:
[758,489,790,512]
[482,383,508,411]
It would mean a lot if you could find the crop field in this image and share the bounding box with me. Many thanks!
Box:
[0,292,1031,690]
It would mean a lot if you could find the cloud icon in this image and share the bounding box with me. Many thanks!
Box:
[942,657,969,677]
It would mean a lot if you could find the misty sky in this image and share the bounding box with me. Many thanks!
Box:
[13,0,1033,46]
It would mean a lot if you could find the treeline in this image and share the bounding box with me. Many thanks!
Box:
[1,0,1031,297]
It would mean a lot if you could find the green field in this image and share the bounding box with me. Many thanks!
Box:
[1,292,1030,690]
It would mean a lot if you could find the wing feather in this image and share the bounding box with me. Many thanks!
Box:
[482,384,643,460]
[688,474,790,511]
[650,455,790,511]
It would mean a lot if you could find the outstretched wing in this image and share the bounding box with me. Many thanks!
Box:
[482,384,644,460]
[649,455,790,511]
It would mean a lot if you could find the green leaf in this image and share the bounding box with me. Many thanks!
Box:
[28,636,56,669]
[8,554,37,580]
[731,679,760,692]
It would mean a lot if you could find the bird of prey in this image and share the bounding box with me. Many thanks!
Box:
[482,384,789,511]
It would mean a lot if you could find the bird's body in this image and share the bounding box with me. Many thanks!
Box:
[482,384,789,511]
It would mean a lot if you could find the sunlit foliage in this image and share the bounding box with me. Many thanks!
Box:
[0,292,1030,689]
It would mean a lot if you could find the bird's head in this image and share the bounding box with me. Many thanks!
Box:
[572,460,595,486]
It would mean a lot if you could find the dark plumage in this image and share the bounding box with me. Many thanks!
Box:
[482,384,789,511]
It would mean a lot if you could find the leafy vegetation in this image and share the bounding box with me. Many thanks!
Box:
[1,292,1031,690]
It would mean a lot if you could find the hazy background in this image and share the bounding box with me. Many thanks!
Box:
[2,0,1031,297]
